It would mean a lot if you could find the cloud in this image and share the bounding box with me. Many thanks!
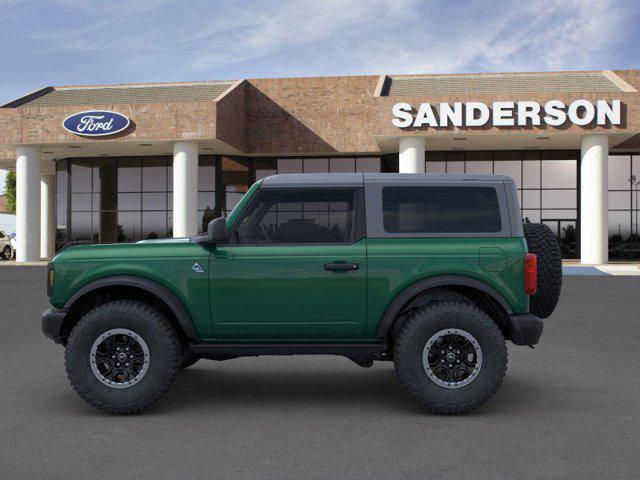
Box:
[353,0,631,74]
[189,0,416,71]
[0,0,637,106]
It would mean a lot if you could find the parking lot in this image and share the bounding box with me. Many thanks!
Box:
[1,266,639,479]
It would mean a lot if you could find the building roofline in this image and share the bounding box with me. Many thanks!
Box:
[52,79,236,90]
[1,86,54,108]
[5,69,639,106]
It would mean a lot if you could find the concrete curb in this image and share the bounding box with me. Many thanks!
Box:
[0,261,48,267]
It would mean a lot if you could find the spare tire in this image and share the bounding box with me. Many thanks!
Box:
[523,222,562,319]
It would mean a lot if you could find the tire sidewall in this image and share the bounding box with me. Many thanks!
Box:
[66,301,180,410]
[395,303,507,410]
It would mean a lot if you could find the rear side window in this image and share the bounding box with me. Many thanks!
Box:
[382,186,502,233]
[234,189,356,244]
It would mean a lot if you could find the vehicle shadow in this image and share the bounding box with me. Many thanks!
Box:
[152,360,551,416]
[158,361,413,413]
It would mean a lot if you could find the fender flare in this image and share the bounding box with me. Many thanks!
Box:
[375,275,513,339]
[64,275,198,340]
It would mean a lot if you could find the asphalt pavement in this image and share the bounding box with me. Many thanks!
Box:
[1,266,639,479]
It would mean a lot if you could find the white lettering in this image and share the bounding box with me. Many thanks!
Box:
[465,102,490,127]
[543,100,566,126]
[567,100,595,126]
[517,101,541,126]
[439,102,463,127]
[492,101,515,127]
[76,115,114,133]
[391,103,414,128]
[413,103,438,127]
[596,99,621,125]
[391,99,622,129]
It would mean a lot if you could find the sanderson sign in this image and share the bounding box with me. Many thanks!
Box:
[63,110,131,137]
[391,99,622,128]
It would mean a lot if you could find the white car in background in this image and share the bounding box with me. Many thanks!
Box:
[0,230,13,260]
[9,233,17,258]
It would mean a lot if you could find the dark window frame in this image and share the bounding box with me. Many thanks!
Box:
[381,185,503,234]
[229,187,360,246]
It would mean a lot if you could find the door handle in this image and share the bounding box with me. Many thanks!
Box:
[324,262,359,271]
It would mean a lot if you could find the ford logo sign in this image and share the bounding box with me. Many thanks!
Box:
[62,110,130,137]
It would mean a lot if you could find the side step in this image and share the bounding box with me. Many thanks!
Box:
[190,343,387,356]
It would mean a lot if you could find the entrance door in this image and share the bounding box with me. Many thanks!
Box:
[210,187,367,340]
[542,218,578,259]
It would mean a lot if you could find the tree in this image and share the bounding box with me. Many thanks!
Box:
[5,171,16,214]
[201,207,216,233]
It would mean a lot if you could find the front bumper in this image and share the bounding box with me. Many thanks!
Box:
[507,313,543,346]
[42,308,68,344]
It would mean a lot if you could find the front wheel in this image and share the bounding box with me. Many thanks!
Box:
[394,301,507,415]
[1,245,11,260]
[65,300,182,414]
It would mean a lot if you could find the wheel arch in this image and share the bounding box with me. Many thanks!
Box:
[375,276,513,341]
[60,276,198,344]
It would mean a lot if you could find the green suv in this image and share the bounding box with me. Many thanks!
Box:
[42,173,562,415]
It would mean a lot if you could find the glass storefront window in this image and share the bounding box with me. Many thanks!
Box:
[522,160,541,188]
[55,160,68,250]
[117,158,142,192]
[609,155,631,190]
[304,158,328,173]
[330,157,355,172]
[255,158,277,179]
[356,157,381,173]
[542,190,576,209]
[447,161,464,174]
[608,154,639,259]
[143,157,167,192]
[277,158,302,173]
[465,161,493,174]
[541,160,576,189]
[142,193,167,211]
[71,159,92,192]
[142,211,167,239]
[609,191,631,210]
[493,160,521,187]
[523,190,540,209]
[426,161,446,173]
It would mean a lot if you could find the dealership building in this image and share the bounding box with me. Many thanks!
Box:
[1,69,639,263]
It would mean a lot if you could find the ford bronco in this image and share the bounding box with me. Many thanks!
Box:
[42,173,562,415]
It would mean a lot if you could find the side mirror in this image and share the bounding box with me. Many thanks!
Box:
[207,217,228,244]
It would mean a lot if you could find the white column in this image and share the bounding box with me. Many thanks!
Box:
[16,146,41,262]
[580,134,609,264]
[172,141,199,237]
[40,172,56,259]
[399,137,426,173]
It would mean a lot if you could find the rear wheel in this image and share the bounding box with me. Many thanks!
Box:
[394,301,507,415]
[523,222,562,319]
[65,300,181,414]
[1,245,11,260]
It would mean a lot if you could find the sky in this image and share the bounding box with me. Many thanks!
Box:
[1,0,639,193]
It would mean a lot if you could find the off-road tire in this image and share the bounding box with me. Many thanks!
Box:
[394,301,507,415]
[523,222,562,319]
[65,300,181,414]
[1,245,11,260]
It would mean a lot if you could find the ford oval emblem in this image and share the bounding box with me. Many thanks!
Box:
[62,110,130,137]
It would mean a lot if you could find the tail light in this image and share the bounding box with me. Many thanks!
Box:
[524,253,537,295]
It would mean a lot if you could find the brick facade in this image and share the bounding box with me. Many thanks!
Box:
[0,70,638,157]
